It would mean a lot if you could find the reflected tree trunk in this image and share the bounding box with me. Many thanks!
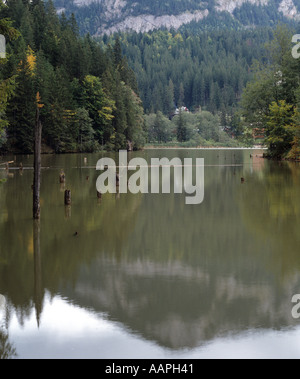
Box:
[33,107,42,220]
[33,219,43,327]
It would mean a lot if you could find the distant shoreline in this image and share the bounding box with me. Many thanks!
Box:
[144,145,267,150]
[0,145,268,158]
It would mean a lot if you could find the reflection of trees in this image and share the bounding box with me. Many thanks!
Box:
[63,153,300,350]
[33,220,43,327]
[0,329,17,359]
[67,255,300,350]
[1,152,300,352]
[0,295,17,359]
[238,161,300,277]
[40,171,142,296]
[0,153,142,327]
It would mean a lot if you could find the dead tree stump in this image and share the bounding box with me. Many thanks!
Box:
[60,171,66,183]
[64,190,71,205]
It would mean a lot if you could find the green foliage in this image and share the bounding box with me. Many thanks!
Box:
[146,111,173,143]
[145,109,241,147]
[241,24,300,158]
[266,100,294,157]
[6,50,36,152]
[0,15,20,40]
[176,110,188,142]
[286,94,300,160]
[0,0,145,153]
[123,85,146,150]
[195,111,221,141]
[80,75,113,142]
[0,76,16,131]
[101,28,273,119]
[0,3,20,136]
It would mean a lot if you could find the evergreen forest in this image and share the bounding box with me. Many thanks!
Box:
[0,0,146,153]
[0,0,300,158]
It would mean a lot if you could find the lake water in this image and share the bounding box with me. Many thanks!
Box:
[0,149,300,359]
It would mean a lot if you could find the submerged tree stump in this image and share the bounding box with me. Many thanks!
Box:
[64,189,71,205]
[59,170,66,183]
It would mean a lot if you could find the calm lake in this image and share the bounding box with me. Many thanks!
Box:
[0,148,300,359]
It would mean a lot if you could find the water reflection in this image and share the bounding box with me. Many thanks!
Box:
[0,295,16,359]
[0,150,300,358]
[0,330,16,359]
[33,220,43,327]
[239,160,300,277]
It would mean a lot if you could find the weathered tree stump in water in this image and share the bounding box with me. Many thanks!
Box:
[64,190,71,205]
[59,170,66,183]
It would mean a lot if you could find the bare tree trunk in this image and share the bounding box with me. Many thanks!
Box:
[33,107,42,220]
[64,189,71,205]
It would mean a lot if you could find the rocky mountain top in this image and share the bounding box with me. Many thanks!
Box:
[54,0,300,35]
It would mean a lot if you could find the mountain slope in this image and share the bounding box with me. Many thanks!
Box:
[53,0,300,35]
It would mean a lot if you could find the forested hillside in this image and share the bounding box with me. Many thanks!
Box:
[0,0,145,153]
[1,0,300,153]
[106,28,274,116]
